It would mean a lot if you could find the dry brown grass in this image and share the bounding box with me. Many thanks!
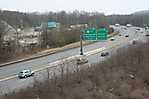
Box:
[1,41,149,99]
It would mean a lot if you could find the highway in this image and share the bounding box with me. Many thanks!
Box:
[0,25,148,94]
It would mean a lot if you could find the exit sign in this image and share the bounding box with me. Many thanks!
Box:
[83,27,108,41]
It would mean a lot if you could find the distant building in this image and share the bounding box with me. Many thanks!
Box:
[19,38,39,47]
[1,20,16,41]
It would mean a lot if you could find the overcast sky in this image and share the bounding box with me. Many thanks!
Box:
[0,0,148,15]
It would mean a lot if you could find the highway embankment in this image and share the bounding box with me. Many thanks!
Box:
[0,32,118,67]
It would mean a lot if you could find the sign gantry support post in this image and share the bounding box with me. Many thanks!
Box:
[80,34,83,55]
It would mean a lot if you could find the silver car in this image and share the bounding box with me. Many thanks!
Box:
[18,69,34,78]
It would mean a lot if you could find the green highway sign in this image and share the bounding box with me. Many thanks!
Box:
[83,28,97,40]
[97,28,108,40]
[83,27,108,41]
[47,21,58,28]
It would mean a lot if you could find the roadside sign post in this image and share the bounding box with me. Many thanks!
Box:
[80,27,108,55]
[80,35,83,55]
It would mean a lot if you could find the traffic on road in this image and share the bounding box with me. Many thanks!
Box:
[0,25,148,94]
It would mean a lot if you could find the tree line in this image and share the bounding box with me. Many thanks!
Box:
[0,10,149,63]
[0,10,149,28]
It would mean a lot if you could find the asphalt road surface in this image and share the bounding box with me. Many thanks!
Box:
[0,25,148,94]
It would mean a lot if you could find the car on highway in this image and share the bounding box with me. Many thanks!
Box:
[77,57,88,65]
[145,34,149,36]
[115,24,120,27]
[119,34,122,36]
[101,52,109,57]
[125,34,129,37]
[136,28,141,31]
[123,27,127,30]
[141,31,144,33]
[18,69,34,78]
[145,30,149,36]
[126,24,132,27]
[110,37,115,41]
[145,26,149,30]
[130,39,137,45]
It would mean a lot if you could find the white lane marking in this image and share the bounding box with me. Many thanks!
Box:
[85,47,106,56]
[0,47,106,82]
[33,47,106,72]
[0,35,135,82]
[0,75,17,82]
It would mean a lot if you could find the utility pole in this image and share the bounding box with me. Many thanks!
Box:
[41,22,48,48]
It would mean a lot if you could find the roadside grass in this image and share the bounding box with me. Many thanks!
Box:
[0,32,118,66]
[1,38,148,99]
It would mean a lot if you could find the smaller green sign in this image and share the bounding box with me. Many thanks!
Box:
[97,28,108,40]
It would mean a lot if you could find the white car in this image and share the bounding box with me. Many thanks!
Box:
[126,24,132,27]
[115,24,120,27]
[110,37,115,41]
[18,69,34,78]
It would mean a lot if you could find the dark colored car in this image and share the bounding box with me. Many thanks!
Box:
[101,52,109,57]
[145,34,149,36]
[125,35,129,37]
[119,34,122,36]
[136,28,140,31]
[131,40,137,45]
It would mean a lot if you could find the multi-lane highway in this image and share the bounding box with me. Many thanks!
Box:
[0,25,148,94]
